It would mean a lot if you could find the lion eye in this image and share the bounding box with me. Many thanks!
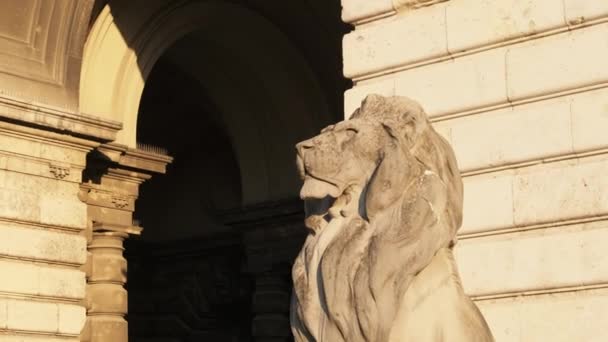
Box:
[345,127,358,137]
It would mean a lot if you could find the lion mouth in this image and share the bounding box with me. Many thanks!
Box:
[300,175,343,200]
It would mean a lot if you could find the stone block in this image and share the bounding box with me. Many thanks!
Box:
[90,253,127,283]
[87,316,127,342]
[0,188,40,222]
[0,133,86,169]
[477,288,608,341]
[57,304,86,335]
[344,78,395,118]
[506,23,608,100]
[39,195,87,228]
[456,221,608,296]
[341,0,393,24]
[446,0,566,53]
[0,223,86,264]
[39,143,86,168]
[430,121,452,143]
[571,87,608,151]
[513,157,608,226]
[447,97,572,171]
[395,48,507,117]
[343,3,448,78]
[0,260,39,296]
[461,172,514,234]
[38,267,85,299]
[85,284,127,314]
[0,134,41,158]
[564,0,608,24]
[0,170,81,196]
[6,299,58,333]
[0,260,84,299]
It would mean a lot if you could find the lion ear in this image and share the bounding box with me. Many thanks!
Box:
[365,127,413,220]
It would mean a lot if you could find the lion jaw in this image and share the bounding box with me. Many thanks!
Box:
[303,185,362,233]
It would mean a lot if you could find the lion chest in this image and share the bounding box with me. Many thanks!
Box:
[293,215,376,341]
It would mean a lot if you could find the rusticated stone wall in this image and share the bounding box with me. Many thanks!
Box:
[0,120,99,341]
[340,0,608,340]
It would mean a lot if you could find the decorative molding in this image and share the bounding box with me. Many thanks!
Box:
[111,196,129,209]
[49,164,70,179]
[0,0,96,112]
[0,0,67,85]
[0,93,122,142]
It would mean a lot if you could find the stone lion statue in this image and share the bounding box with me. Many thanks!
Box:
[291,95,494,342]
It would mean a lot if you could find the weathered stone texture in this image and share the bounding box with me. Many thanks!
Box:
[456,221,608,296]
[292,95,493,341]
[342,2,608,340]
[478,288,608,341]
[0,121,96,339]
[506,23,608,100]
[0,223,86,264]
[343,3,448,78]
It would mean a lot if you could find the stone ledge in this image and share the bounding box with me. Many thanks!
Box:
[456,220,608,297]
[477,287,608,341]
[0,94,122,143]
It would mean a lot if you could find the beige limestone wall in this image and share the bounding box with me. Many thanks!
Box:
[0,121,97,341]
[341,0,608,340]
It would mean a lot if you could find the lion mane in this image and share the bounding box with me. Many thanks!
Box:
[291,95,493,342]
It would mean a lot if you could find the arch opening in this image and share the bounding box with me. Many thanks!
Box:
[82,1,350,341]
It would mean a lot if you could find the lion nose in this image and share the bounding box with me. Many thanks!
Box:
[296,139,314,157]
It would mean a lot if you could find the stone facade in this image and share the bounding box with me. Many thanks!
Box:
[0,0,606,341]
[342,0,608,340]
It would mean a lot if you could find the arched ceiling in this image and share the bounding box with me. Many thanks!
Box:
[83,0,348,206]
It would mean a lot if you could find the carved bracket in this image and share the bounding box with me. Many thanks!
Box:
[49,164,70,179]
[111,196,129,209]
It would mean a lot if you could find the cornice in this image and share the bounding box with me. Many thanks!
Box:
[97,142,174,175]
[0,93,122,142]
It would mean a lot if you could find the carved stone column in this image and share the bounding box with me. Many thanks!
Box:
[252,272,292,342]
[80,143,172,342]
[221,200,306,342]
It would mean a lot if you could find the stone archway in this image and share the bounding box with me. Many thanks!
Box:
[80,1,347,341]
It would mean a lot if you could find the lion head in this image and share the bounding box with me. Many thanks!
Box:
[291,94,467,342]
[295,94,462,230]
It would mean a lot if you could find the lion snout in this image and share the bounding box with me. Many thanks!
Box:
[296,139,315,158]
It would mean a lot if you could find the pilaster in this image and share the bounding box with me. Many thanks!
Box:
[79,143,172,342]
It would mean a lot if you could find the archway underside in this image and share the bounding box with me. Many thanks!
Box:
[81,0,349,341]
